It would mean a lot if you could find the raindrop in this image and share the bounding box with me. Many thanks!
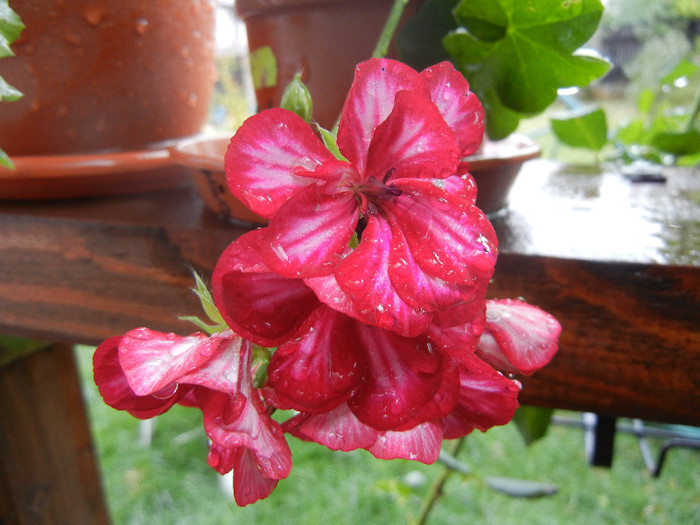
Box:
[134,18,149,35]
[152,382,178,399]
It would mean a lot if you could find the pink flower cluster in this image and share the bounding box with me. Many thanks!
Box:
[94,59,560,506]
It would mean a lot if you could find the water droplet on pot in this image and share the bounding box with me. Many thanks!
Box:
[134,18,149,35]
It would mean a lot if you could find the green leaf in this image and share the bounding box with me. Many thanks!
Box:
[0,1,23,105]
[0,1,24,45]
[396,0,459,71]
[280,72,313,123]
[660,58,699,87]
[637,88,655,115]
[551,106,608,150]
[0,74,21,101]
[651,129,700,156]
[0,147,13,169]
[316,124,347,161]
[445,0,609,125]
[0,336,51,366]
[485,476,559,498]
[249,46,277,90]
[512,406,555,446]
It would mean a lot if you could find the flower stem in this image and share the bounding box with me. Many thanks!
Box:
[412,437,468,525]
[372,0,410,59]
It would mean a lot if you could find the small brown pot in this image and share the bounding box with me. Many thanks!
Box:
[236,0,418,130]
[0,0,217,156]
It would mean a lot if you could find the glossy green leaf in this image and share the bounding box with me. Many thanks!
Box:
[551,106,608,150]
[485,476,559,498]
[512,406,555,446]
[445,0,609,118]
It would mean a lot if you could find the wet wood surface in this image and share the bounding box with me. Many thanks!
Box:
[0,159,698,425]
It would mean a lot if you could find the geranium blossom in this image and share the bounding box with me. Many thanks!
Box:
[93,328,291,506]
[93,56,563,508]
[224,58,494,336]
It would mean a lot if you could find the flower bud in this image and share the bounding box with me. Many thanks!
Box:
[280,72,313,122]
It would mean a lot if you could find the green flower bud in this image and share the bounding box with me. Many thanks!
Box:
[280,72,313,123]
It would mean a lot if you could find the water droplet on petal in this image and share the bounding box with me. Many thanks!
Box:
[152,382,178,399]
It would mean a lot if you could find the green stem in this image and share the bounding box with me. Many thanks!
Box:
[684,80,700,133]
[412,437,469,525]
[372,0,410,59]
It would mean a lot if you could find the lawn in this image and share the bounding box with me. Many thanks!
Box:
[74,347,699,525]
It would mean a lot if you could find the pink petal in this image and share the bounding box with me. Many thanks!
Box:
[284,403,379,452]
[420,62,485,157]
[338,58,423,175]
[386,181,497,285]
[348,324,443,430]
[266,306,366,413]
[261,183,359,277]
[225,108,335,218]
[442,354,521,439]
[427,307,486,361]
[117,328,232,396]
[368,421,443,464]
[93,337,186,418]
[303,272,363,320]
[476,299,561,375]
[232,447,280,506]
[334,214,432,337]
[366,91,459,182]
[365,90,459,181]
[201,343,292,482]
[386,215,478,312]
[213,230,321,346]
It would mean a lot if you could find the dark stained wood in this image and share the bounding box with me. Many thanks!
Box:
[488,254,700,426]
[0,344,110,525]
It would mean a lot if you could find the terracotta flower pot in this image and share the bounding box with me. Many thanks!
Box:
[236,0,418,130]
[0,0,217,157]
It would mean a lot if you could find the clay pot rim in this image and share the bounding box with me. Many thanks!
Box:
[466,134,541,170]
[0,140,188,179]
[236,0,394,18]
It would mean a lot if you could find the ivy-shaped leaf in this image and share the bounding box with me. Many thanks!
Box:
[444,0,609,138]
[551,106,608,151]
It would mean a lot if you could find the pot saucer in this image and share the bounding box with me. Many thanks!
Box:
[0,143,191,200]
[172,134,267,224]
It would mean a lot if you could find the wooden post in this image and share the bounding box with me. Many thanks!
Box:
[0,344,110,524]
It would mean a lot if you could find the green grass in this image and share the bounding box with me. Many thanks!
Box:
[74,347,700,525]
